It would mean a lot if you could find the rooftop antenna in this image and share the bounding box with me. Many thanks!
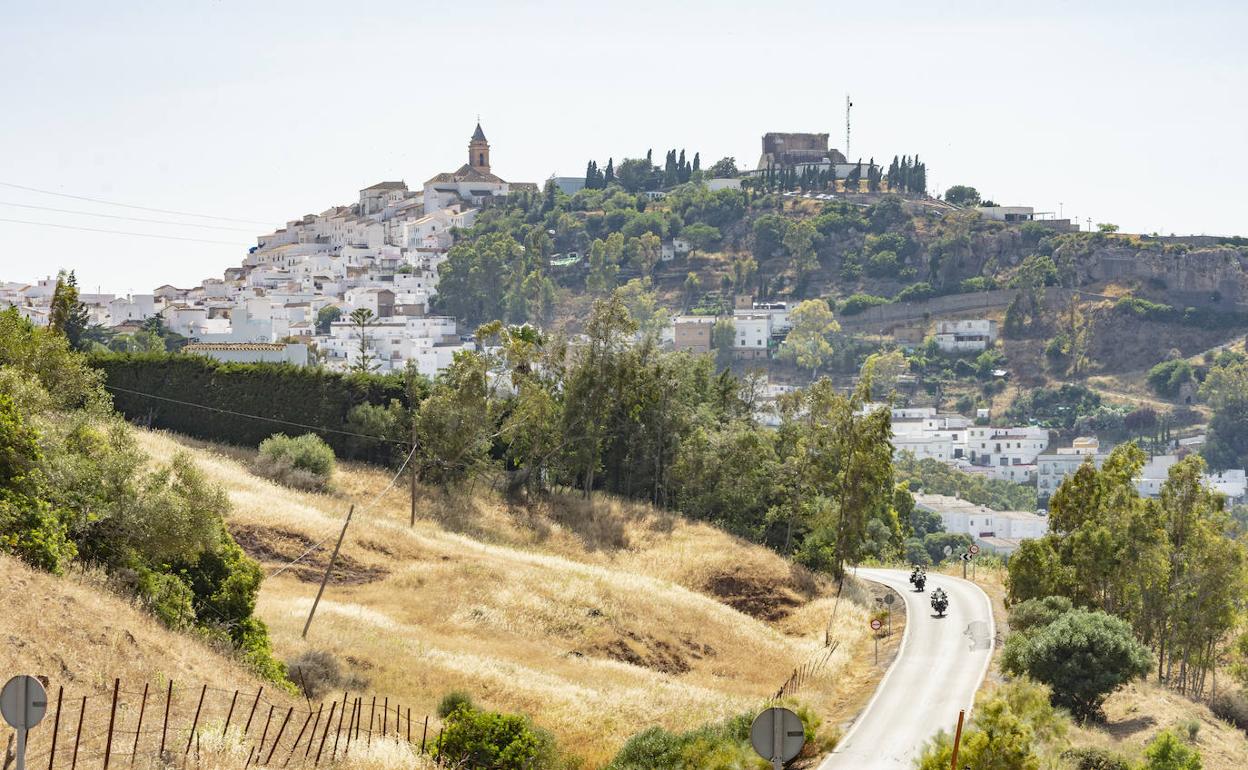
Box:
[845,95,853,159]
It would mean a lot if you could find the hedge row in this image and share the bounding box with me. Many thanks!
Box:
[91,353,418,463]
[1115,296,1248,329]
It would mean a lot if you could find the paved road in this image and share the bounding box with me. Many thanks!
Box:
[819,567,994,770]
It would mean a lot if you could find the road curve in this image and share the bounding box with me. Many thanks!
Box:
[819,567,994,770]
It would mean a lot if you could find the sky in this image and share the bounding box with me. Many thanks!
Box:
[1,0,1245,294]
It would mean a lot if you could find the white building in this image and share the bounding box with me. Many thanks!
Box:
[914,493,1049,555]
[732,313,772,359]
[182,342,308,366]
[934,319,997,353]
[1037,437,1107,498]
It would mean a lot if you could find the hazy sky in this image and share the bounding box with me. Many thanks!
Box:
[2,0,1245,294]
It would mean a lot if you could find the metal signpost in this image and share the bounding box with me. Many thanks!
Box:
[968,544,980,580]
[870,618,883,663]
[961,551,972,579]
[1,675,48,770]
[882,593,894,637]
[749,707,804,770]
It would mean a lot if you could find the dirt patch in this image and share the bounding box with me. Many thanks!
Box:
[230,524,388,585]
[586,630,715,675]
[705,569,805,621]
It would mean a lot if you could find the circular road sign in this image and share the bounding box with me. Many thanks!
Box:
[870,618,883,631]
[750,707,805,764]
[883,593,895,605]
[943,545,953,556]
[968,544,981,555]
[1,675,48,730]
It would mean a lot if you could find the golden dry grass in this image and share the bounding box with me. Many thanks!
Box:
[129,429,878,767]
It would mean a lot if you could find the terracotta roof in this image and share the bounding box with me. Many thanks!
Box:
[362,181,407,191]
[424,164,506,185]
[184,343,288,352]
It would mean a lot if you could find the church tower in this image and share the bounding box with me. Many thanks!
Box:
[468,122,490,173]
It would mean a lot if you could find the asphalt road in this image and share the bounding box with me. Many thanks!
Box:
[818,567,995,770]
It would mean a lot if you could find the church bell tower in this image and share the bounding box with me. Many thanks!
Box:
[468,122,490,173]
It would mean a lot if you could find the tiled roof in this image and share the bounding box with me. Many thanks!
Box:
[362,181,407,191]
[424,165,506,185]
[184,343,288,352]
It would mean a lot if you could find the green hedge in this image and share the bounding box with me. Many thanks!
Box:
[91,353,418,463]
[1115,296,1248,329]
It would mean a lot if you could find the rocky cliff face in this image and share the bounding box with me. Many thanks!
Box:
[1069,244,1248,308]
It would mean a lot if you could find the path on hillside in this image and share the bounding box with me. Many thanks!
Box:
[819,568,994,770]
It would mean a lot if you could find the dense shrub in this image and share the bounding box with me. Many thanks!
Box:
[1061,747,1131,770]
[839,293,889,316]
[434,704,563,770]
[91,353,423,463]
[438,690,476,719]
[1002,609,1152,720]
[1147,359,1194,399]
[1007,596,1074,634]
[256,433,336,491]
[1209,688,1248,731]
[1140,730,1201,769]
[895,282,936,303]
[895,453,1038,511]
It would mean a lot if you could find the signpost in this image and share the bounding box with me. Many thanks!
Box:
[961,551,972,579]
[882,593,894,637]
[870,618,883,663]
[749,707,804,770]
[1,675,48,770]
[968,544,980,580]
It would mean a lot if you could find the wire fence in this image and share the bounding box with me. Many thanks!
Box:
[9,676,440,769]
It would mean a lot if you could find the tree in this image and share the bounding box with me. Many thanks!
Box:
[778,299,839,381]
[587,236,621,295]
[347,307,378,372]
[1200,360,1248,469]
[944,185,981,206]
[782,219,818,282]
[433,704,558,770]
[315,305,342,335]
[859,350,907,400]
[753,214,788,260]
[48,270,89,349]
[1097,222,1120,233]
[634,232,662,275]
[681,272,701,313]
[711,318,735,370]
[603,157,615,185]
[707,157,739,178]
[1140,731,1202,770]
[414,351,492,487]
[680,223,720,254]
[615,157,653,192]
[1002,608,1151,720]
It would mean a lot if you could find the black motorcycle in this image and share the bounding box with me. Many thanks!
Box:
[909,565,927,592]
[930,587,949,617]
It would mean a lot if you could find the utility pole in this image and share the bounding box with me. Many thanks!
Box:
[302,505,354,639]
[845,94,852,160]
[410,423,418,527]
[949,710,966,770]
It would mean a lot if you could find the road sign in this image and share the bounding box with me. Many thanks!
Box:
[1,675,48,770]
[968,544,980,555]
[882,593,895,605]
[961,553,973,562]
[943,545,953,556]
[750,707,805,769]
[870,618,883,630]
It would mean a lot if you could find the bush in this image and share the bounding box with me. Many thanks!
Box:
[1147,359,1194,399]
[1061,747,1131,770]
[839,293,889,316]
[1002,609,1152,720]
[434,705,562,770]
[1209,689,1248,731]
[255,433,336,490]
[287,650,341,699]
[1140,730,1201,769]
[1007,596,1073,633]
[895,282,936,303]
[607,713,765,770]
[438,690,476,719]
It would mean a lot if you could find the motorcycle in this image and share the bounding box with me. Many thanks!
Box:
[930,587,949,617]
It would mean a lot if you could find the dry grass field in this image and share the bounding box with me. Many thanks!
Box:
[126,429,880,766]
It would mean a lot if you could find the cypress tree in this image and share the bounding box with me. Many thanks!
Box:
[692,152,700,174]
[604,158,615,185]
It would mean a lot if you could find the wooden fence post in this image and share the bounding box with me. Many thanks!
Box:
[406,707,411,744]
[382,697,388,738]
[222,690,239,738]
[434,726,443,765]
[243,687,264,738]
[330,693,347,759]
[303,704,322,760]
[103,678,120,770]
[420,715,428,754]
[71,696,86,770]
[129,683,148,767]
[47,686,63,770]
[184,685,206,755]
[366,696,375,746]
[313,702,336,766]
[265,707,294,766]
[343,699,357,757]
[283,709,314,768]
[159,681,172,758]
[257,706,274,760]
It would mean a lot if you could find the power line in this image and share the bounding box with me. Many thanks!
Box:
[269,442,417,579]
[0,217,246,245]
[102,384,408,444]
[0,201,257,232]
[0,180,273,225]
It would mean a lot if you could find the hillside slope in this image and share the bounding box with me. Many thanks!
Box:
[132,429,878,766]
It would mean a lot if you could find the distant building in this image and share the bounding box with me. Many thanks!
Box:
[548,176,586,196]
[914,493,1049,555]
[934,319,997,353]
[757,132,847,170]
[182,342,308,366]
[422,123,534,214]
[673,316,716,354]
[975,205,1076,232]
[1037,437,1108,498]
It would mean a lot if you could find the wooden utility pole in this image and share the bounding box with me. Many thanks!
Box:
[949,709,965,770]
[303,505,354,639]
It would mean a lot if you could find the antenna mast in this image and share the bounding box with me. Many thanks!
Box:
[845,95,852,160]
